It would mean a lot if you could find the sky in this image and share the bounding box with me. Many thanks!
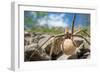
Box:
[24,11,90,29]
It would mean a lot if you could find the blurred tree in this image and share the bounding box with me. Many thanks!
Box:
[24,11,48,29]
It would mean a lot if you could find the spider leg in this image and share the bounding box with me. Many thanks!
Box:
[49,37,55,57]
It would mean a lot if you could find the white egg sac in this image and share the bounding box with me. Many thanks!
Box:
[63,39,76,55]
